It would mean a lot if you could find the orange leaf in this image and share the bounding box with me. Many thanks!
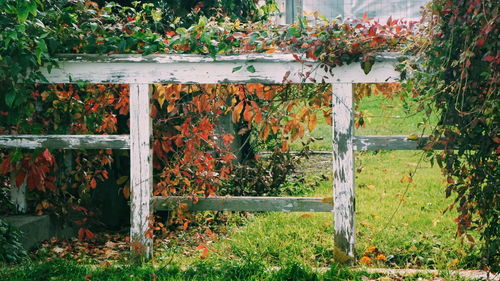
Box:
[281,140,289,152]
[261,124,270,141]
[308,113,317,131]
[167,102,175,113]
[197,244,209,259]
[400,175,413,183]
[232,101,244,123]
[123,185,130,199]
[243,105,253,122]
[254,110,263,123]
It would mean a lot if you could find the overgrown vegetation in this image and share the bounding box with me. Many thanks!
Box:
[0,219,26,264]
[410,0,499,270]
[0,0,497,273]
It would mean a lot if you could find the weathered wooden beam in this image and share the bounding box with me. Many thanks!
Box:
[0,135,441,151]
[332,83,356,261]
[353,136,440,150]
[152,196,333,212]
[0,135,129,149]
[39,53,401,84]
[129,84,153,258]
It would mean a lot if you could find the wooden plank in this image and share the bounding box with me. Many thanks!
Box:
[0,135,440,151]
[152,196,333,212]
[129,84,153,258]
[332,83,356,261]
[260,136,441,153]
[353,136,440,150]
[0,135,129,149]
[39,53,401,84]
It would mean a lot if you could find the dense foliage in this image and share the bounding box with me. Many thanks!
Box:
[0,0,421,261]
[0,219,27,264]
[412,0,499,270]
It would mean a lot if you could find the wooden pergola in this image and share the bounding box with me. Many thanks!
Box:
[0,52,428,259]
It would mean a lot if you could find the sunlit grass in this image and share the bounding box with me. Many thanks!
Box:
[0,95,478,280]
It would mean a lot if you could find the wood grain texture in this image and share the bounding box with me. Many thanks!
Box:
[129,84,153,258]
[152,196,334,212]
[332,83,356,260]
[39,53,401,84]
[0,135,129,149]
[353,136,439,150]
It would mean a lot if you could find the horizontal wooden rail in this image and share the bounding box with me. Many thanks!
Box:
[0,135,442,151]
[353,136,442,150]
[0,135,129,149]
[152,196,333,212]
[39,53,402,84]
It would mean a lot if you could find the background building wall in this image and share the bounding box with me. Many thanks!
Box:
[299,0,429,21]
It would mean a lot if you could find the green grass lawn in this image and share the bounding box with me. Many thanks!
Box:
[0,95,480,280]
[292,94,438,151]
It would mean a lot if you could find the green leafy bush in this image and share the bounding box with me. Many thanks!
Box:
[412,0,499,270]
[218,149,311,197]
[0,219,27,264]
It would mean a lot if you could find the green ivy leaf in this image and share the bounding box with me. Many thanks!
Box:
[35,39,47,65]
[287,27,300,38]
[246,65,256,73]
[5,91,15,107]
[232,66,243,72]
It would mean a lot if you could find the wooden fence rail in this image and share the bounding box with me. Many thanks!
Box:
[1,52,424,260]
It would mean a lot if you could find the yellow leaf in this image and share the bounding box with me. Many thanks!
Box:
[407,134,419,141]
[321,197,333,203]
[156,84,166,108]
[360,221,371,227]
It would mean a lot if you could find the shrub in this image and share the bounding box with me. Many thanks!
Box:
[0,219,27,264]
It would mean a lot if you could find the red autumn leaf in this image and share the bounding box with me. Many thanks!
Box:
[196,244,209,259]
[476,37,485,47]
[85,229,95,239]
[90,178,97,189]
[222,134,234,146]
[42,149,53,164]
[0,157,11,174]
[15,171,26,187]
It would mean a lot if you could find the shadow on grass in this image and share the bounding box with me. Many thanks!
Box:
[0,258,385,281]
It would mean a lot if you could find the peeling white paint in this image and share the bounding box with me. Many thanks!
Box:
[332,83,356,260]
[39,53,401,85]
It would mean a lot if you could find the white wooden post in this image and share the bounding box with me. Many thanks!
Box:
[129,84,153,257]
[332,83,356,261]
[10,171,27,213]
